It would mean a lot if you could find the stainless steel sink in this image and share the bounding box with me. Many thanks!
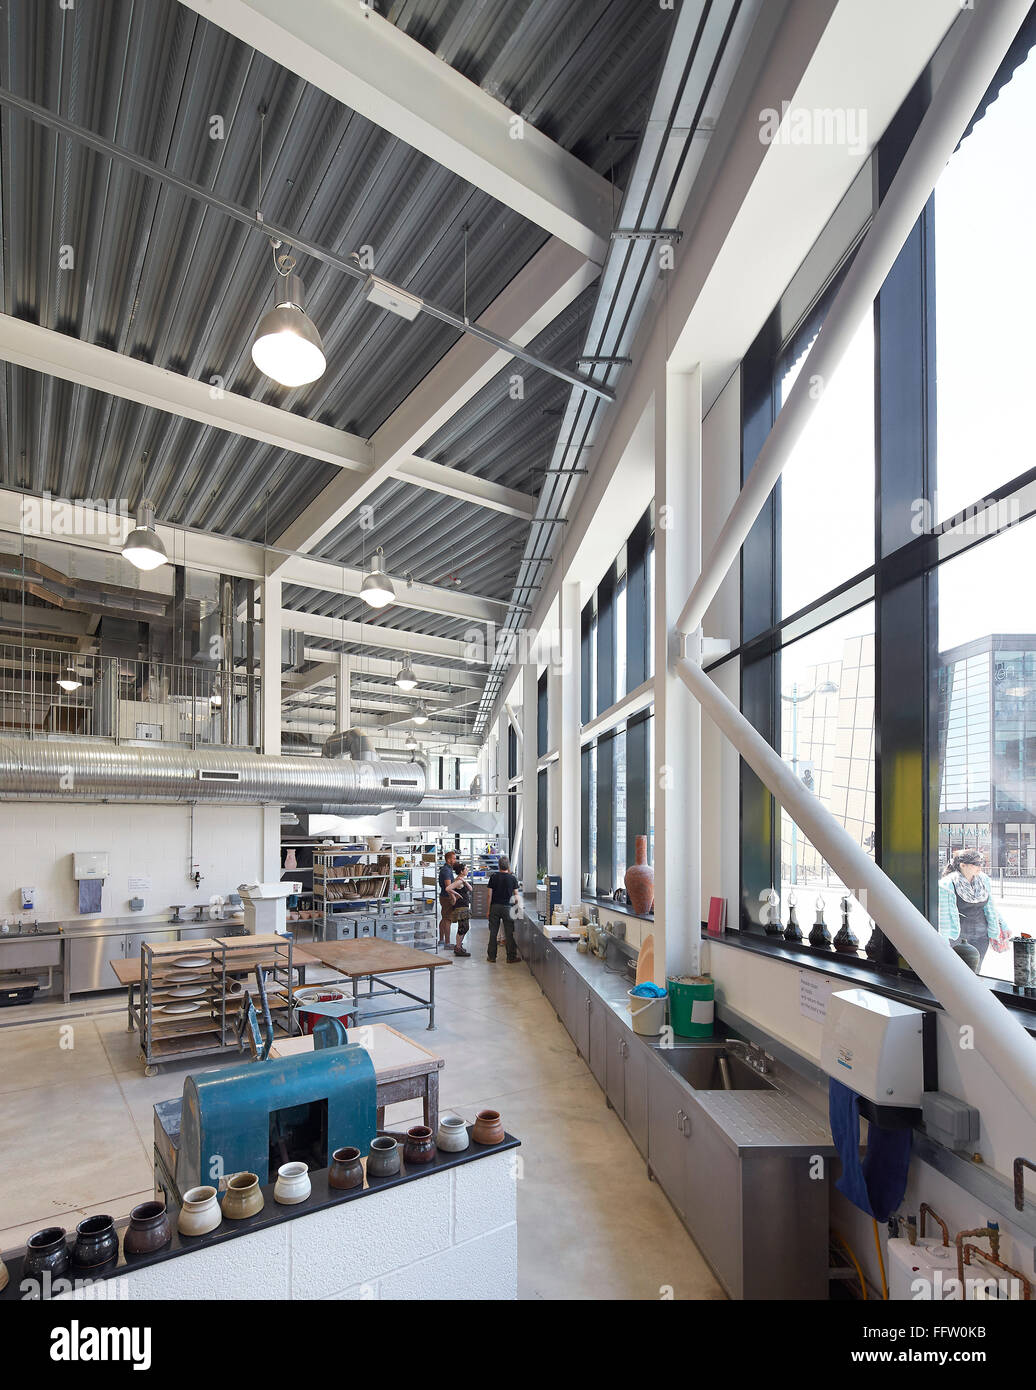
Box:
[652,1044,777,1092]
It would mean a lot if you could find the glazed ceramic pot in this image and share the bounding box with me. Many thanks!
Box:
[177,1185,221,1237]
[366,1136,401,1177]
[123,1202,172,1256]
[71,1214,119,1269]
[624,836,654,915]
[274,1161,311,1205]
[435,1115,470,1152]
[329,1146,364,1190]
[403,1125,436,1165]
[0,1255,8,1292]
[951,937,981,973]
[24,1227,70,1280]
[222,1172,264,1220]
[471,1109,505,1146]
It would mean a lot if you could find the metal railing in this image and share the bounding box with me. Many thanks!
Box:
[0,644,261,750]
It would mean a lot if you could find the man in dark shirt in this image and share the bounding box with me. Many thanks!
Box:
[438,850,459,947]
[487,856,521,963]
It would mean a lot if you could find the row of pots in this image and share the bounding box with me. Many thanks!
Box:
[13,1111,507,1281]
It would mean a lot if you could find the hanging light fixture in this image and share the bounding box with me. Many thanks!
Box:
[405,732,418,750]
[251,270,326,388]
[412,701,429,725]
[121,498,168,571]
[360,547,395,609]
[395,660,417,690]
[56,662,81,693]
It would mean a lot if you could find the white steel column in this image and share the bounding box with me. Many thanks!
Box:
[521,663,539,890]
[261,572,282,757]
[335,653,351,731]
[558,581,582,905]
[654,370,702,984]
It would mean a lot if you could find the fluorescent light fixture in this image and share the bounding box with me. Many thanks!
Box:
[251,273,326,387]
[363,274,423,322]
[56,663,81,692]
[412,701,429,726]
[395,662,418,690]
[360,549,395,609]
[121,498,168,570]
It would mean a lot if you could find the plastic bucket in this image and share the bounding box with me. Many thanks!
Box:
[627,989,667,1037]
[293,987,353,1034]
[667,977,715,1038]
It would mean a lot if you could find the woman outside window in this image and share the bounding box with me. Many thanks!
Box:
[937,850,1010,970]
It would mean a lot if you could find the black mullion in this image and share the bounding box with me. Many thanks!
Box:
[597,731,616,897]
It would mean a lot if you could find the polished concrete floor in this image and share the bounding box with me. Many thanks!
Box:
[0,925,723,1300]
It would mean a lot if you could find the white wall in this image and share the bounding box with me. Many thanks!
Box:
[0,800,277,921]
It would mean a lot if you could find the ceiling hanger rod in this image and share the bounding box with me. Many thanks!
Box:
[0,87,612,404]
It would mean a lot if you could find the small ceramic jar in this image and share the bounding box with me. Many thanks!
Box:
[0,1255,8,1293]
[71,1214,119,1269]
[471,1109,505,1145]
[222,1171,264,1220]
[403,1125,436,1165]
[24,1226,70,1280]
[435,1115,470,1152]
[177,1185,222,1236]
[329,1146,364,1190]
[123,1202,172,1256]
[366,1136,401,1177]
[274,1161,311,1205]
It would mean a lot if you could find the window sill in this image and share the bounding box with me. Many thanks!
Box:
[582,895,653,922]
[702,926,1036,1031]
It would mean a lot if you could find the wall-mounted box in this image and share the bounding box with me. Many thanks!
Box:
[73,851,110,881]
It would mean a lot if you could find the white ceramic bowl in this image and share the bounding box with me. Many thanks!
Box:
[435,1115,470,1152]
[274,1161,312,1205]
[177,1185,221,1237]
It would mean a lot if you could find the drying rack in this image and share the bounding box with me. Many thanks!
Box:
[137,934,296,1074]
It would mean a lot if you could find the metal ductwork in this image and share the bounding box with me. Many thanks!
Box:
[321,728,375,761]
[0,738,425,809]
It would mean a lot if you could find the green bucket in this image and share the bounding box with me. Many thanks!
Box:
[667,976,715,1038]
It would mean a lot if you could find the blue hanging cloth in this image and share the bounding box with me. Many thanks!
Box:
[828,1077,912,1221]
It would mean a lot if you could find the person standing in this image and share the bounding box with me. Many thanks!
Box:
[487,856,521,963]
[451,863,472,957]
[938,849,1010,969]
[438,850,459,948]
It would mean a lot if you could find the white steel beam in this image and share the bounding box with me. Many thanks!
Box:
[275,239,597,557]
[281,608,477,664]
[302,649,481,688]
[178,0,614,260]
[392,456,535,521]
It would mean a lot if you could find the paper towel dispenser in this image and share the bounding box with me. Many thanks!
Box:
[820,988,925,1107]
[73,851,110,880]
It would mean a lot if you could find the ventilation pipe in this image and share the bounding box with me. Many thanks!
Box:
[321,728,375,761]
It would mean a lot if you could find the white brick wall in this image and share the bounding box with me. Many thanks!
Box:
[57,1151,518,1302]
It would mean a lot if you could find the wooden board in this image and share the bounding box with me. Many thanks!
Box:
[302,938,453,976]
[270,1022,443,1082]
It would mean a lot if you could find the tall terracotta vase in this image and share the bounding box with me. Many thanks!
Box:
[624,835,654,915]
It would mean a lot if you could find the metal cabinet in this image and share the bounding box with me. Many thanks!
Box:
[588,992,608,1088]
[605,1009,627,1114]
[563,968,590,1057]
[543,940,561,1012]
[605,1010,649,1157]
[647,1053,691,1221]
[683,1108,741,1297]
[68,927,176,993]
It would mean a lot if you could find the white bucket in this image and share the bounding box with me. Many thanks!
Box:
[627,989,666,1036]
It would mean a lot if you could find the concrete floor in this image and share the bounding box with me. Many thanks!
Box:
[0,925,723,1300]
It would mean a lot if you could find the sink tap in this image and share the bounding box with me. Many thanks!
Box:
[726,1038,772,1075]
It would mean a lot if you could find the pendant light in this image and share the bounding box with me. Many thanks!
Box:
[56,662,81,693]
[121,497,168,571]
[405,732,418,749]
[251,271,326,388]
[395,659,418,690]
[412,701,429,725]
[360,547,395,609]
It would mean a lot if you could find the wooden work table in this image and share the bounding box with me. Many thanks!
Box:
[299,938,452,1031]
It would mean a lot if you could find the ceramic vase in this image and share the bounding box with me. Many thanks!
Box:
[223,1172,264,1220]
[274,1161,311,1205]
[329,1146,364,1190]
[471,1109,505,1145]
[403,1125,436,1165]
[366,1136,401,1177]
[71,1214,119,1269]
[123,1202,172,1256]
[177,1186,221,1236]
[23,1227,70,1280]
[951,937,981,973]
[624,836,654,914]
[435,1116,470,1152]
[0,1255,7,1292]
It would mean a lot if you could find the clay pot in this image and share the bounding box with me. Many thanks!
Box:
[223,1172,264,1220]
[71,1214,119,1270]
[951,937,982,973]
[274,1161,311,1205]
[0,1255,7,1292]
[471,1109,505,1146]
[403,1125,436,1165]
[624,835,655,915]
[435,1115,470,1152]
[366,1136,401,1177]
[24,1227,70,1281]
[329,1146,364,1191]
[123,1202,172,1256]
[177,1186,221,1237]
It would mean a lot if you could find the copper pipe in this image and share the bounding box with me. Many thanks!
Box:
[955,1227,1001,1287]
[1014,1157,1036,1211]
[919,1203,949,1247]
[961,1243,1031,1301]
